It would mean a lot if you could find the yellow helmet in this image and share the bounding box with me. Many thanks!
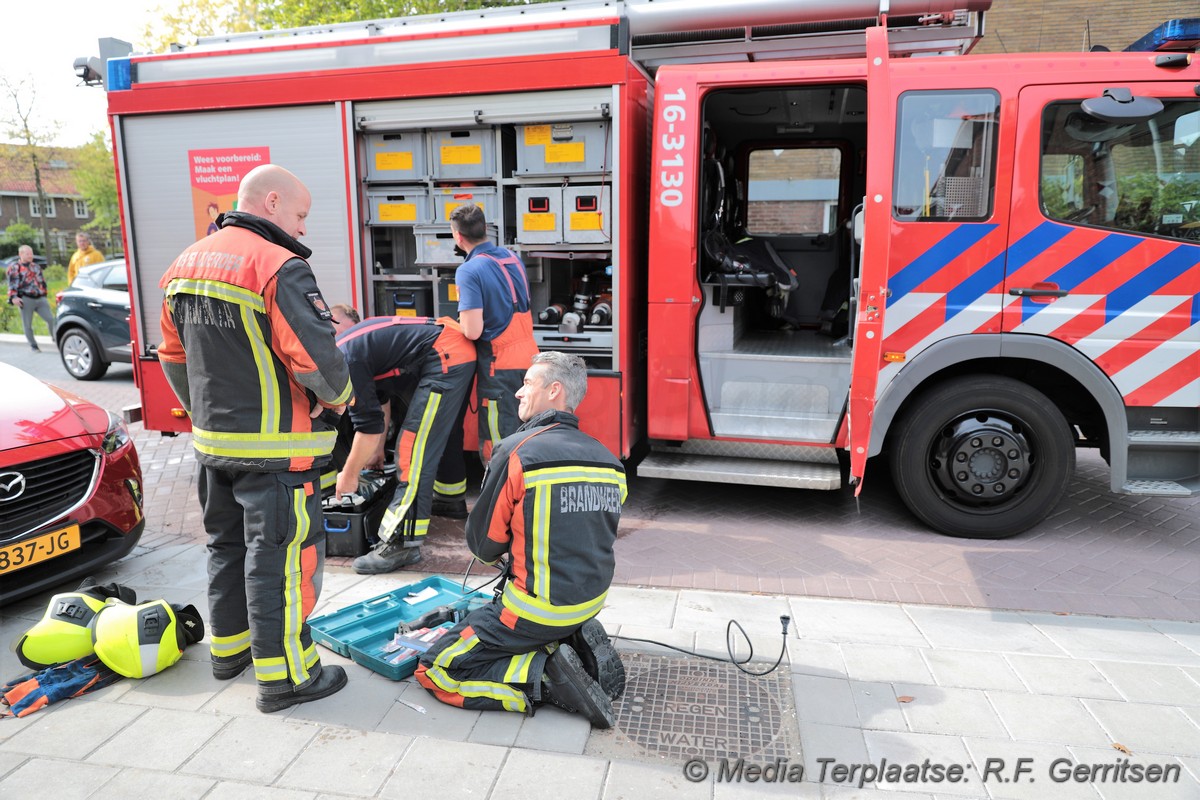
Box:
[15,580,137,669]
[91,600,204,679]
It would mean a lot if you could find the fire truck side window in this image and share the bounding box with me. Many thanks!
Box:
[746,148,842,235]
[1041,99,1200,241]
[893,90,1000,222]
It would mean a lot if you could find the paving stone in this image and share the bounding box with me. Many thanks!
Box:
[1004,655,1123,700]
[381,737,504,799]
[376,681,480,741]
[491,748,608,800]
[611,623,695,655]
[94,767,217,799]
[891,683,1006,738]
[209,781,317,799]
[0,699,145,759]
[85,707,228,771]
[0,752,26,779]
[787,598,928,647]
[960,738,1094,800]
[1092,661,1200,706]
[792,675,859,727]
[599,587,679,628]
[602,759,712,799]
[118,657,226,711]
[1024,614,1200,666]
[513,704,593,754]
[921,649,1026,692]
[179,714,318,783]
[285,668,403,729]
[849,681,908,732]
[860,730,978,797]
[467,708,525,747]
[788,640,847,678]
[695,628,790,666]
[904,607,1061,655]
[1065,746,1198,800]
[842,644,934,685]
[796,722,868,780]
[1081,699,1200,757]
[823,787,936,800]
[713,770,822,798]
[276,727,408,795]
[0,757,118,800]
[987,692,1113,748]
[1147,620,1200,656]
[677,590,796,636]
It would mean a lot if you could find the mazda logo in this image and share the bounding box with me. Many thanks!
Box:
[0,471,26,503]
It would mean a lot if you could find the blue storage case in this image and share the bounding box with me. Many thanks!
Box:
[308,576,491,679]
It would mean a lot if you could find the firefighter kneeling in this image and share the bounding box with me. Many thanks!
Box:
[415,352,627,727]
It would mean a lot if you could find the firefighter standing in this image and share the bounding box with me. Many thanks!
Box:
[432,203,539,518]
[158,164,354,714]
[327,307,476,574]
[416,352,626,728]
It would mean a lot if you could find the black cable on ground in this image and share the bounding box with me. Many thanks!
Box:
[612,614,792,677]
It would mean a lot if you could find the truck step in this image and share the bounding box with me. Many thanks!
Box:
[1121,479,1197,497]
[1128,430,1200,447]
[637,452,842,490]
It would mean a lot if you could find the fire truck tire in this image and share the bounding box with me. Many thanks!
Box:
[889,375,1074,539]
[58,328,110,381]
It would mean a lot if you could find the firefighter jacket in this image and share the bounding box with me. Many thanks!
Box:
[158,212,353,472]
[466,408,627,638]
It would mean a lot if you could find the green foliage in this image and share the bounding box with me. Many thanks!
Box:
[3,221,42,253]
[141,0,552,50]
[73,132,121,245]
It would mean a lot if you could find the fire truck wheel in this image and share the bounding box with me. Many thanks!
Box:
[889,375,1074,539]
[58,328,110,381]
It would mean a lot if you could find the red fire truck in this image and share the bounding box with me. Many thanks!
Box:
[98,0,1199,538]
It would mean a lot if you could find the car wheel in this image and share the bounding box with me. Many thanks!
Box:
[59,328,110,381]
[889,375,1075,539]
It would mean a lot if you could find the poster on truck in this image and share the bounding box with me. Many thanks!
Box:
[188,147,270,240]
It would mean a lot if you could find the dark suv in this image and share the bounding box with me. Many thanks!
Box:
[55,259,132,380]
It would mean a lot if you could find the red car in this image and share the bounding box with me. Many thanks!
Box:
[0,362,144,606]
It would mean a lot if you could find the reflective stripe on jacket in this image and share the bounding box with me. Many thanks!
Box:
[158,224,352,472]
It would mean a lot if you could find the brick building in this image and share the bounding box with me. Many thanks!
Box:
[0,144,112,264]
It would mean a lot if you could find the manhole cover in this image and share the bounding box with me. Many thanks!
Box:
[587,652,801,765]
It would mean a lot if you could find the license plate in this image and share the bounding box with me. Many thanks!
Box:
[0,524,81,575]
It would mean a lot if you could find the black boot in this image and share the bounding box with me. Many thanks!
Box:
[352,539,422,574]
[566,618,626,701]
[541,644,616,729]
[431,492,468,519]
[256,665,348,713]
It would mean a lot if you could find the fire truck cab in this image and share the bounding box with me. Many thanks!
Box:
[98,1,1199,539]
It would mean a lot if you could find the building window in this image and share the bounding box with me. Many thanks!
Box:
[893,90,1000,221]
[746,147,843,235]
[74,199,89,218]
[1041,99,1200,240]
[29,196,56,218]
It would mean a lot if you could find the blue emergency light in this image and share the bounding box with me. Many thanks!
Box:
[1125,18,1200,52]
[107,58,133,91]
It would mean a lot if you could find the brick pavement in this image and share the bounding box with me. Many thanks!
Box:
[3,337,1197,621]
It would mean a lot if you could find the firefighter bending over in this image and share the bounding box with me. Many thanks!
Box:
[327,306,476,573]
[158,164,354,714]
[416,352,627,728]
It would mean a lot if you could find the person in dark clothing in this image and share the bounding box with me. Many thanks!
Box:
[159,164,353,714]
[415,352,626,728]
[328,306,476,573]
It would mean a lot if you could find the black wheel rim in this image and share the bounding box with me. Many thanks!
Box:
[926,409,1036,512]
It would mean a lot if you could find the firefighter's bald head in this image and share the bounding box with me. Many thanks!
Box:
[238,164,312,239]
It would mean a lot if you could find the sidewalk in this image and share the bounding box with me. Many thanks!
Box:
[1,552,1197,799]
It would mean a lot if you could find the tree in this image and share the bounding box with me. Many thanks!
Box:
[73,131,121,249]
[1,78,61,261]
[142,0,262,52]
[141,0,547,50]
